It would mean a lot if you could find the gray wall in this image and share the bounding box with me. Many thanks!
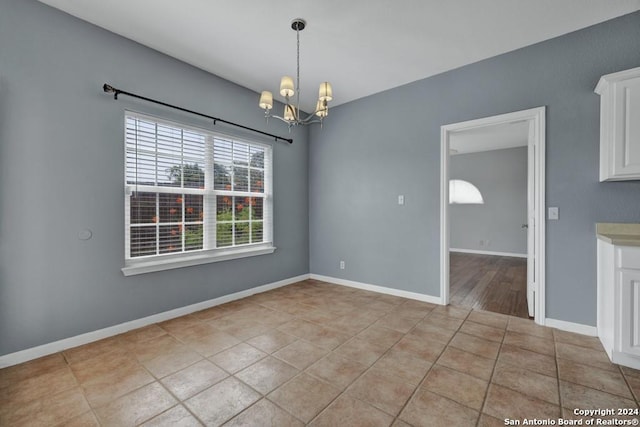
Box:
[450,147,527,255]
[0,0,309,356]
[2,2,640,356]
[309,11,640,326]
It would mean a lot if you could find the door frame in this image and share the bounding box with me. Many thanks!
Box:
[439,107,546,324]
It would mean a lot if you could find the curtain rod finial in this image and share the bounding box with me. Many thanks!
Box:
[103,84,119,99]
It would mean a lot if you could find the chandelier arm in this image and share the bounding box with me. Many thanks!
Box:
[265,112,322,126]
[297,110,323,125]
[265,113,294,124]
[300,118,323,125]
[300,110,320,122]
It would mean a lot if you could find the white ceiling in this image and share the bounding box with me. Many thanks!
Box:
[450,121,529,155]
[39,0,640,112]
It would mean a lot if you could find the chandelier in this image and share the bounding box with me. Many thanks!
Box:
[258,18,333,128]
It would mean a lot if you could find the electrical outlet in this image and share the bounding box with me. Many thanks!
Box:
[548,207,559,220]
[340,260,345,270]
[479,240,484,246]
[398,195,405,205]
[486,239,490,247]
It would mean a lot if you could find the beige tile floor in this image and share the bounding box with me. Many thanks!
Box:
[1,279,639,426]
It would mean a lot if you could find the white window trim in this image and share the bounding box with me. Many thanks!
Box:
[122,244,276,276]
[122,111,275,275]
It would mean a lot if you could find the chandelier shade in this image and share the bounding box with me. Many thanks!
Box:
[259,91,273,110]
[319,82,333,102]
[259,18,333,128]
[279,76,295,97]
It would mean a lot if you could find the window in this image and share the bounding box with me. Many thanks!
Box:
[123,112,274,275]
[449,179,484,204]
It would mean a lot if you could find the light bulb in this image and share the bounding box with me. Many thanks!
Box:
[284,104,295,121]
[315,100,328,118]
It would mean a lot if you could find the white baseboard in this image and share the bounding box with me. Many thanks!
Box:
[309,274,443,305]
[312,275,597,337]
[545,318,597,336]
[4,272,596,368]
[612,351,640,370]
[0,274,310,368]
[450,248,527,258]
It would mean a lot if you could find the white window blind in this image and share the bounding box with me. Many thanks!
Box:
[123,112,273,273]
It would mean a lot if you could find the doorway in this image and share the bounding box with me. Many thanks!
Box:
[449,138,528,318]
[440,107,546,325]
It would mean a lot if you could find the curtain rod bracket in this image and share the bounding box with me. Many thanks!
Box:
[103,83,120,100]
[101,83,293,144]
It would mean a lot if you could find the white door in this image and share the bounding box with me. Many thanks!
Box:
[527,121,536,317]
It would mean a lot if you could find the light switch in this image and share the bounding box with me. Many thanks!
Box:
[398,195,405,205]
[548,207,559,220]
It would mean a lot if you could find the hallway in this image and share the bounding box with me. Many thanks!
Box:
[450,252,529,319]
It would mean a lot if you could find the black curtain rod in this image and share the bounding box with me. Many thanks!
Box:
[102,84,293,144]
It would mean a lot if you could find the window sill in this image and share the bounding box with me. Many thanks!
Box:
[122,245,276,276]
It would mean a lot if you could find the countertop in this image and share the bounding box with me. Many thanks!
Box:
[596,223,640,247]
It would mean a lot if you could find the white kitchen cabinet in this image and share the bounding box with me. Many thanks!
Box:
[620,269,640,358]
[595,67,640,181]
[597,239,640,368]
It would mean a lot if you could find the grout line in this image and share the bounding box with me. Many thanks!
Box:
[553,330,640,412]
[6,280,633,426]
[391,307,473,425]
[298,307,417,422]
[475,313,509,427]
[618,366,640,407]
[50,387,97,427]
[226,286,340,425]
[132,361,207,425]
[226,369,307,426]
[301,294,438,424]
[93,408,103,427]
[553,329,564,416]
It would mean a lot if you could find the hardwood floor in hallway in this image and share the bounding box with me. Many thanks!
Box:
[450,252,530,319]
